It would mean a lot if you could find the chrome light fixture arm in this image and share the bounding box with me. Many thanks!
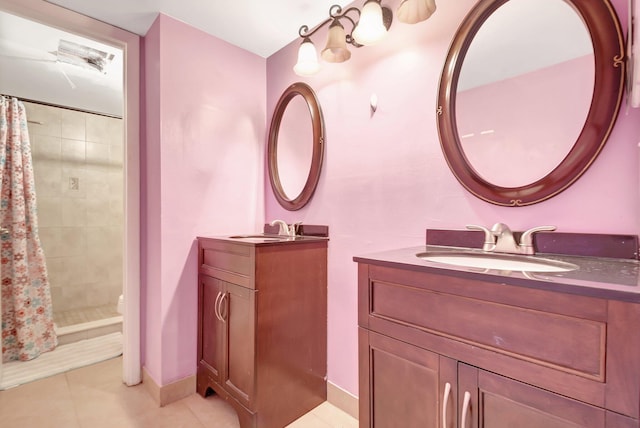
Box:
[298,5,363,48]
[293,1,394,76]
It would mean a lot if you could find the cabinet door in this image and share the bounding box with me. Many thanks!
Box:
[200,275,224,382]
[459,364,606,428]
[360,330,451,428]
[220,281,256,409]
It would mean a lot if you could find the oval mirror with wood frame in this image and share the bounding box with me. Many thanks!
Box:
[437,0,625,206]
[268,82,325,211]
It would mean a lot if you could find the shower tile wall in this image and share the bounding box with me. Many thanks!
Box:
[23,102,123,317]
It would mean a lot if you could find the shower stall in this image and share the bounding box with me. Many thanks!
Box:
[0,97,123,389]
[24,100,124,345]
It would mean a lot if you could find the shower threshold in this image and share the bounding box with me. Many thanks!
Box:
[53,304,122,345]
[56,316,123,336]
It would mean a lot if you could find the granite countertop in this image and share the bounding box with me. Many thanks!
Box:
[198,224,330,246]
[354,245,640,303]
[198,234,329,246]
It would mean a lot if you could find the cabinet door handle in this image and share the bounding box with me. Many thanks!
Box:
[219,292,228,322]
[442,382,451,428]
[214,291,223,321]
[460,391,471,428]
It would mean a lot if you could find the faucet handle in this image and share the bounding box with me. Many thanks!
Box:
[519,225,556,255]
[289,222,302,237]
[466,224,495,251]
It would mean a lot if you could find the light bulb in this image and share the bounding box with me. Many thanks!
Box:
[353,0,388,46]
[293,38,320,76]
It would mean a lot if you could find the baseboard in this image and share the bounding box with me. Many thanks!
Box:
[327,381,359,420]
[140,369,356,415]
[142,366,196,407]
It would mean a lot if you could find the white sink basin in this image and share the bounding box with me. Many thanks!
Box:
[228,234,284,242]
[416,251,578,272]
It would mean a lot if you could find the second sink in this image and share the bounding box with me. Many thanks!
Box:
[416,251,578,272]
[228,234,284,242]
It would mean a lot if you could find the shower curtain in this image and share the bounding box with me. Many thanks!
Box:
[0,96,57,362]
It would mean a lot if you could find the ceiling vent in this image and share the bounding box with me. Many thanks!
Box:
[54,39,114,73]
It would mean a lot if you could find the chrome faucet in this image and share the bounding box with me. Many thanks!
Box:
[490,223,520,254]
[466,223,556,255]
[270,219,290,236]
[269,219,300,237]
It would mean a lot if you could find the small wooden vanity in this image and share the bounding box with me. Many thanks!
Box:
[355,233,640,428]
[196,234,327,428]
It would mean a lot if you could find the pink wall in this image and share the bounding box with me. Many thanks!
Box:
[142,16,162,382]
[142,14,266,386]
[266,0,640,396]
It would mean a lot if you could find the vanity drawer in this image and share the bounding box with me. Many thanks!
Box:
[367,279,606,381]
[198,238,255,288]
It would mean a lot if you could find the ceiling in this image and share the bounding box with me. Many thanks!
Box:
[46,0,354,58]
[2,0,357,116]
[0,10,125,115]
[1,0,600,117]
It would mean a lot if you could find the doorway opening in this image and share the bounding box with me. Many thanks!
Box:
[0,0,140,388]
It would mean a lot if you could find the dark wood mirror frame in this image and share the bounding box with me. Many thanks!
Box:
[268,82,325,211]
[437,0,625,207]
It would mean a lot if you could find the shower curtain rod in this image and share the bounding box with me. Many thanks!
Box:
[0,93,122,120]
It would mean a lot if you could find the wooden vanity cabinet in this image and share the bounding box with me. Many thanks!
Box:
[358,329,444,428]
[197,237,327,428]
[357,263,640,428]
[200,276,223,385]
[200,275,256,409]
[462,364,608,428]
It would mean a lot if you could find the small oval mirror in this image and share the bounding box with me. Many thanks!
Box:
[268,82,325,210]
[276,95,314,199]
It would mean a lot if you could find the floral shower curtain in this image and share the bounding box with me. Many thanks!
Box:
[0,96,57,362]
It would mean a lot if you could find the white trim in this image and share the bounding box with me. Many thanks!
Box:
[121,23,141,387]
[0,0,141,386]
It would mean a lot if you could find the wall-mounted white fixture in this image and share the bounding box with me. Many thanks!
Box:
[293,1,393,76]
[370,93,378,115]
[397,0,437,25]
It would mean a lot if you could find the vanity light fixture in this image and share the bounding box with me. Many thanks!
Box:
[397,0,437,24]
[293,1,393,76]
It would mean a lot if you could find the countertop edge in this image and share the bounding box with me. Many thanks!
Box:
[197,235,329,246]
[354,246,640,304]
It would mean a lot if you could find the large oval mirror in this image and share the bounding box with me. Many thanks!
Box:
[437,0,624,206]
[268,82,325,210]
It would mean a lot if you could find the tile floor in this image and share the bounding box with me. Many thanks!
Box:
[0,357,358,428]
[54,304,120,328]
